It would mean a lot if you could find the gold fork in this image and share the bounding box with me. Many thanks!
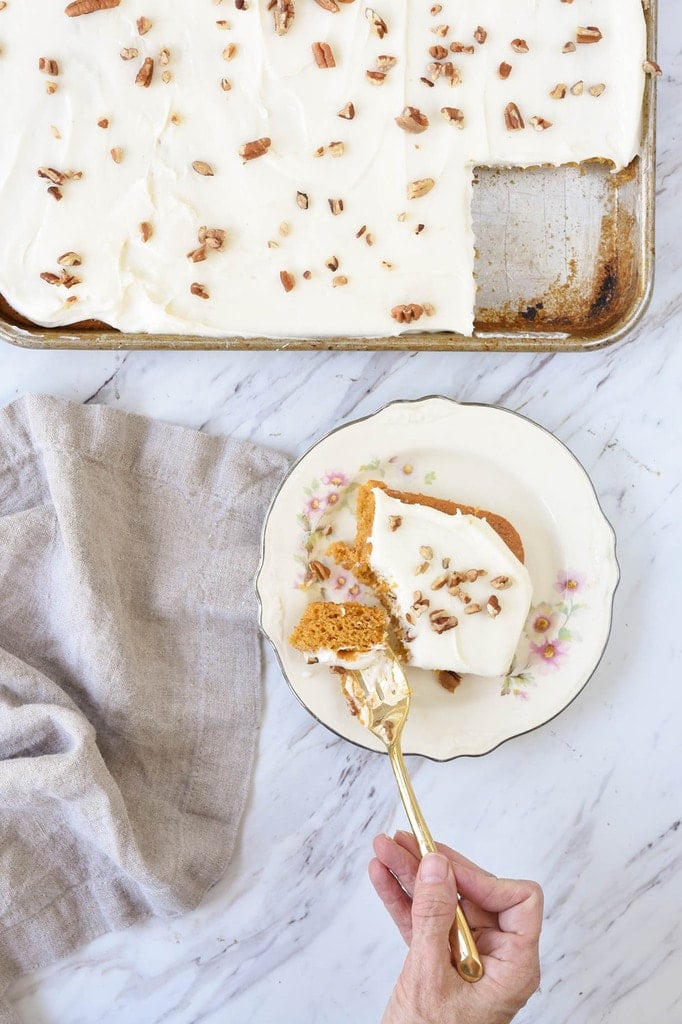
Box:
[344,652,484,983]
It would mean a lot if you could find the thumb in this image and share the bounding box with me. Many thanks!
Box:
[410,853,460,969]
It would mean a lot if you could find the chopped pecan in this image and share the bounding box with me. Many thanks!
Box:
[365,8,387,38]
[190,283,210,299]
[57,251,82,266]
[391,303,424,324]
[407,177,434,199]
[273,0,295,36]
[504,102,524,131]
[239,137,271,160]
[441,106,464,128]
[280,270,295,292]
[395,106,429,134]
[192,160,214,176]
[65,0,120,15]
[338,102,355,119]
[39,58,60,75]
[135,57,154,87]
[576,25,602,44]
[436,670,461,693]
[429,609,458,633]
[312,41,336,68]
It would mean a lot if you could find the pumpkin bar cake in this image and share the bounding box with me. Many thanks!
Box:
[328,481,533,678]
[0,0,648,338]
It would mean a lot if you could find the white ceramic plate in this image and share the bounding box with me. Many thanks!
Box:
[257,397,619,761]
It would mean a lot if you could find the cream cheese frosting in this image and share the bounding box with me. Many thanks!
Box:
[368,489,533,677]
[0,0,647,338]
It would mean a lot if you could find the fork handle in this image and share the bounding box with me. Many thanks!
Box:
[387,743,484,984]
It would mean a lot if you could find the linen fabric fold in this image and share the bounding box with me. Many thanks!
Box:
[0,394,287,1020]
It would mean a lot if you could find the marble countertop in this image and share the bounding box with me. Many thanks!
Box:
[1,6,680,1022]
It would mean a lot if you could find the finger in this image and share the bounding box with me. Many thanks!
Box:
[409,853,462,974]
[373,833,420,895]
[394,830,495,877]
[368,858,413,945]
[459,896,498,933]
[454,866,544,940]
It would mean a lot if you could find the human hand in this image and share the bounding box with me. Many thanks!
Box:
[369,832,543,1024]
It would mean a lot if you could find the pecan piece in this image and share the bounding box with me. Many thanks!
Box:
[190,283,210,299]
[441,106,464,128]
[312,41,336,68]
[338,102,355,120]
[436,670,461,693]
[643,60,662,77]
[365,8,387,38]
[57,251,82,266]
[239,137,271,160]
[135,57,154,87]
[280,270,295,293]
[192,160,215,176]
[395,106,429,134]
[65,0,120,15]
[486,595,501,618]
[576,25,602,44]
[307,559,330,581]
[272,0,295,36]
[429,609,458,633]
[504,102,524,131]
[39,58,60,75]
[391,303,424,324]
[407,177,435,199]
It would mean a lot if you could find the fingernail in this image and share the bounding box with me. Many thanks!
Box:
[394,829,412,840]
[419,853,449,882]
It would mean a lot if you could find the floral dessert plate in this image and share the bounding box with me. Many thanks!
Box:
[257,397,619,761]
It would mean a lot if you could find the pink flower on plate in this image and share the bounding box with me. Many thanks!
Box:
[555,569,586,595]
[527,603,560,639]
[322,470,348,487]
[304,495,325,517]
[325,491,341,509]
[529,639,569,673]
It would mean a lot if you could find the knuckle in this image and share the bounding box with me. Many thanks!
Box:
[411,888,454,920]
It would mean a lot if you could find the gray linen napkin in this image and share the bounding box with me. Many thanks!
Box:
[0,394,288,1022]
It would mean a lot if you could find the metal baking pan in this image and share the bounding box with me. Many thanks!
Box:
[0,1,657,354]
